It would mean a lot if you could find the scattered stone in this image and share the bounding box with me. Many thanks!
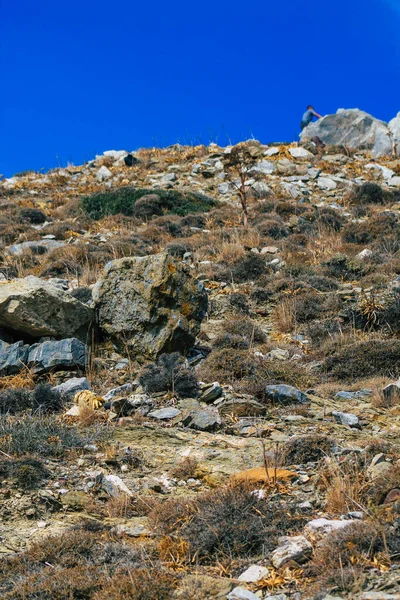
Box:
[264,384,309,405]
[103,383,135,401]
[317,177,337,190]
[383,380,400,405]
[356,248,373,260]
[289,147,313,159]
[182,406,221,431]
[227,587,260,600]
[305,518,356,535]
[100,473,133,497]
[53,377,90,399]
[8,239,65,256]
[148,407,181,420]
[238,565,270,583]
[199,382,223,403]
[271,535,312,568]
[383,488,400,504]
[96,165,112,181]
[218,397,266,418]
[332,411,361,429]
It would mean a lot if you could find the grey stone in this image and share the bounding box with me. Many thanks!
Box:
[289,147,313,159]
[365,163,395,180]
[264,147,279,156]
[271,535,312,568]
[103,383,134,401]
[238,564,270,583]
[317,177,337,190]
[334,389,372,400]
[332,411,361,429]
[361,594,400,600]
[111,394,153,417]
[8,239,65,256]
[53,377,90,399]
[383,380,400,404]
[356,248,373,260]
[148,407,181,420]
[93,253,208,357]
[100,473,132,497]
[199,382,223,403]
[0,276,93,341]
[264,384,309,405]
[227,587,260,600]
[218,397,266,418]
[182,406,221,431]
[301,108,392,158]
[305,518,356,535]
[250,160,275,174]
[27,338,87,374]
[0,340,29,375]
[96,166,112,181]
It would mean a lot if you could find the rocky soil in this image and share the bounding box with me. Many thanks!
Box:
[0,113,400,599]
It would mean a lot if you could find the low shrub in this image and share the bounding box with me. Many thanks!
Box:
[256,217,289,239]
[342,213,399,245]
[82,187,216,220]
[139,353,199,398]
[0,384,63,415]
[222,317,267,344]
[283,434,334,465]
[316,207,344,231]
[19,208,47,224]
[218,252,267,283]
[228,292,250,314]
[0,415,108,457]
[323,254,367,281]
[149,482,306,561]
[0,456,49,489]
[324,339,400,380]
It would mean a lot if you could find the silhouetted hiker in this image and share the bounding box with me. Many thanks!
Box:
[300,105,323,131]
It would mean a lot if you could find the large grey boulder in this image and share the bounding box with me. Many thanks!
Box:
[53,377,90,400]
[93,253,208,357]
[8,240,65,256]
[27,338,87,374]
[389,112,400,157]
[0,276,93,341]
[301,109,392,158]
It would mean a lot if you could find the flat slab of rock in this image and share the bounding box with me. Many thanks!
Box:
[93,252,208,357]
[53,377,90,399]
[227,587,260,600]
[0,276,93,341]
[27,338,87,374]
[238,564,270,583]
[332,411,361,429]
[271,535,312,568]
[148,407,181,420]
[182,406,221,431]
[383,380,400,404]
[8,239,65,256]
[305,518,356,535]
[264,384,309,405]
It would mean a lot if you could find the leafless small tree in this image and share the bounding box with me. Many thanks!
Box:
[222,144,260,226]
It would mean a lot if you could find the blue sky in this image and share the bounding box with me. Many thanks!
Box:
[1,0,399,177]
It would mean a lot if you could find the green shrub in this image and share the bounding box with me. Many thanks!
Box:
[81,187,216,220]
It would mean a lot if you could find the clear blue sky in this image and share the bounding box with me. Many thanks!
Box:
[1,0,399,177]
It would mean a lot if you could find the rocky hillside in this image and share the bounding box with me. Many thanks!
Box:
[0,112,400,600]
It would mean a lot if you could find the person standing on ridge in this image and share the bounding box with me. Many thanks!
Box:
[300,105,323,131]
